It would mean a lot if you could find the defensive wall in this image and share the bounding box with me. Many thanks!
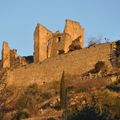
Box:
[6,42,116,87]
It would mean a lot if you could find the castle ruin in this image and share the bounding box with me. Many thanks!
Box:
[34,19,84,63]
[1,19,84,67]
[1,42,27,68]
[1,19,120,87]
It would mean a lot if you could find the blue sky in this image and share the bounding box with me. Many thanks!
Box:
[0,0,120,57]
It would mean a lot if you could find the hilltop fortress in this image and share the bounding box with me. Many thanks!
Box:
[0,19,120,86]
[2,19,84,68]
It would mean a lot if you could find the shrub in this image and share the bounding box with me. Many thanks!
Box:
[75,87,87,93]
[12,111,29,120]
[0,60,2,68]
[67,90,120,120]
[40,92,52,100]
[88,40,96,47]
[16,96,30,111]
[60,71,67,109]
[25,83,39,95]
[47,117,56,120]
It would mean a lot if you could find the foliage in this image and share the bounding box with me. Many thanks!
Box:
[47,117,56,120]
[111,40,120,68]
[75,87,87,93]
[87,36,102,47]
[106,79,120,92]
[11,111,29,120]
[16,96,30,111]
[40,92,52,100]
[0,60,2,68]
[60,71,67,109]
[88,40,96,47]
[25,83,39,95]
[67,105,112,120]
[67,90,120,120]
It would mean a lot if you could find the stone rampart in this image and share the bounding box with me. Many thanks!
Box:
[7,43,114,87]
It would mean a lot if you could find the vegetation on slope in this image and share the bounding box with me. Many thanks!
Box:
[0,63,120,120]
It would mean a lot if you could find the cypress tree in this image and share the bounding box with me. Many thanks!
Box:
[60,71,66,109]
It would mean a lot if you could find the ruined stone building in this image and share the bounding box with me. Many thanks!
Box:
[2,42,27,68]
[1,19,120,87]
[1,19,84,68]
[34,19,84,63]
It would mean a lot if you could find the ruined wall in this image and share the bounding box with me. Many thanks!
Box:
[7,43,114,87]
[34,24,39,63]
[33,19,84,63]
[64,19,84,50]
[50,32,65,57]
[2,42,10,68]
[48,32,72,57]
[62,33,72,53]
[34,24,53,63]
[1,42,28,68]
[10,49,17,66]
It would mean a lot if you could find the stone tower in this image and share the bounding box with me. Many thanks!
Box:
[2,42,10,68]
[34,24,53,63]
[64,19,84,52]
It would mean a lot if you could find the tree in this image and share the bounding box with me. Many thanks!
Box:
[87,36,103,47]
[60,71,66,108]
[60,71,68,120]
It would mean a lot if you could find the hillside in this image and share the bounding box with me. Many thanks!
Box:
[0,64,120,120]
[0,42,120,120]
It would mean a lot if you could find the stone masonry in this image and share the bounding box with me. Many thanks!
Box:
[6,43,115,87]
[2,42,10,68]
[34,19,84,63]
[34,24,53,63]
[1,19,119,87]
[1,42,27,68]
